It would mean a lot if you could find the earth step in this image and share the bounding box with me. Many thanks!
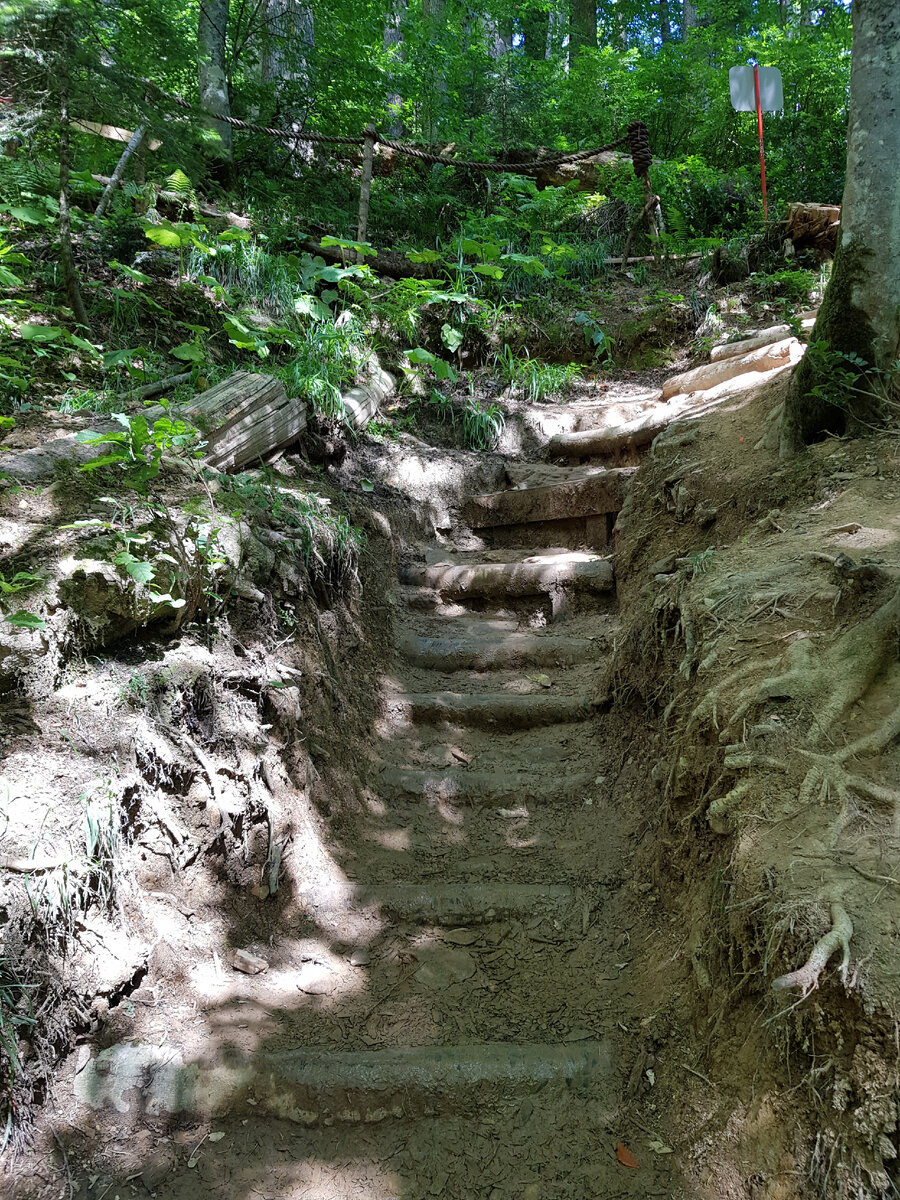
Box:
[378,763,594,805]
[74,1039,611,1124]
[398,631,598,671]
[300,880,576,924]
[389,690,594,729]
[399,552,614,600]
[465,469,634,530]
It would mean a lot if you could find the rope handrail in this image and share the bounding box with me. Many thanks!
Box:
[137,76,649,176]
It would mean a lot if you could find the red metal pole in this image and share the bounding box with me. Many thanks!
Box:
[753,63,769,220]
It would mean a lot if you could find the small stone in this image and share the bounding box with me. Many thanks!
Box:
[250,884,269,901]
[297,965,335,994]
[232,949,268,975]
[349,948,371,967]
[442,928,478,945]
[414,948,477,990]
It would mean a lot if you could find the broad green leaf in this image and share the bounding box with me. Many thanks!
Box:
[472,263,504,279]
[19,324,63,342]
[171,342,205,362]
[102,348,138,369]
[4,610,46,630]
[113,551,155,584]
[406,249,443,264]
[144,225,183,248]
[295,294,332,322]
[79,453,129,472]
[67,333,100,356]
[110,260,153,284]
[7,206,51,226]
[0,266,23,287]
[407,347,437,366]
[441,324,464,352]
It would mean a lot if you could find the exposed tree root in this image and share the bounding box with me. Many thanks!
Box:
[749,587,900,745]
[772,900,853,995]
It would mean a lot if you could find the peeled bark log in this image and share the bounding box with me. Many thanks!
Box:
[709,325,791,362]
[662,338,800,400]
[171,372,306,471]
[341,365,395,430]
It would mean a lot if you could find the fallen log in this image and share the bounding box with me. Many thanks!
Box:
[159,372,306,472]
[342,364,395,430]
[662,338,800,400]
[709,325,791,363]
[549,360,802,459]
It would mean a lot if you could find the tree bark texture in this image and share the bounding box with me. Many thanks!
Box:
[384,0,407,136]
[659,0,672,42]
[780,0,900,455]
[198,0,234,172]
[569,0,597,54]
[682,0,698,36]
[56,6,91,331]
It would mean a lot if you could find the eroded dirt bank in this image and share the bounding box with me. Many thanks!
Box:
[1,368,898,1199]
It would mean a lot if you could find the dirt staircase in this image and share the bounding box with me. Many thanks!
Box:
[270,465,674,1193]
[72,461,676,1197]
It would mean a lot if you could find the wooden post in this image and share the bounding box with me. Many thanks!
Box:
[753,64,769,220]
[356,124,376,264]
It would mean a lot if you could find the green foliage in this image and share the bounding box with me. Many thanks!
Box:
[498,347,579,402]
[75,408,202,492]
[750,269,818,306]
[461,397,505,451]
[0,955,36,1132]
[805,342,900,422]
[219,474,364,592]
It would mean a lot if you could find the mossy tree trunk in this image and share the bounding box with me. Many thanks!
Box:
[780,0,900,457]
[198,0,235,186]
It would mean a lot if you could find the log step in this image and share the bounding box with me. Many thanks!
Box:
[399,553,614,600]
[377,764,594,805]
[661,337,799,400]
[300,880,576,925]
[465,470,633,530]
[388,690,594,730]
[398,632,599,671]
[74,1039,611,1124]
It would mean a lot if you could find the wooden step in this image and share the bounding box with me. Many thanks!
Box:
[465,469,634,530]
[399,552,613,600]
[398,631,599,671]
[387,690,594,730]
[74,1038,611,1124]
[377,763,594,805]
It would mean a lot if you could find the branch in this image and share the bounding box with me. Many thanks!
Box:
[94,122,147,219]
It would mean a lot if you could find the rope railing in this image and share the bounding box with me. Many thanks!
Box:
[138,76,651,178]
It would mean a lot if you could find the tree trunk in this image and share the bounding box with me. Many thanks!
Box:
[56,5,90,332]
[780,0,900,456]
[522,8,550,59]
[682,0,698,36]
[422,0,447,137]
[198,0,234,182]
[659,0,672,42]
[384,0,406,136]
[260,0,314,161]
[569,0,597,55]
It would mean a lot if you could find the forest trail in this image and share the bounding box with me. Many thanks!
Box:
[66,401,679,1199]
